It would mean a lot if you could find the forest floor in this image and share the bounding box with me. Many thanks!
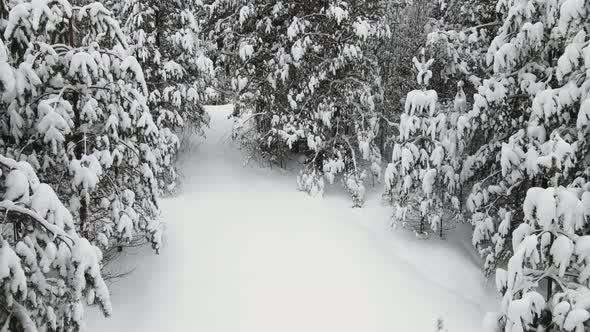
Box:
[86,105,498,332]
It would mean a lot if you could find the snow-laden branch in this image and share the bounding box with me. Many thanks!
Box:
[0,200,72,245]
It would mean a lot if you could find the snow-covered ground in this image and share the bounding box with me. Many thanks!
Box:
[86,105,498,332]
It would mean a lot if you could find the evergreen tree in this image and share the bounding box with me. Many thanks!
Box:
[205,0,390,206]
[120,0,215,192]
[0,154,111,331]
[0,0,163,255]
[426,0,499,96]
[384,49,463,237]
[422,0,590,282]
[487,186,590,332]
[373,0,432,161]
[455,0,589,277]
[425,0,590,330]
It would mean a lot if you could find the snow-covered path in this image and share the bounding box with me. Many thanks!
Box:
[87,105,497,332]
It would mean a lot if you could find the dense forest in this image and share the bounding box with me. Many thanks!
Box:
[1,0,590,331]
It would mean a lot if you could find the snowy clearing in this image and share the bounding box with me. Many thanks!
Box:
[86,105,497,332]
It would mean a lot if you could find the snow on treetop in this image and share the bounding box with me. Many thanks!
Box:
[327,2,349,25]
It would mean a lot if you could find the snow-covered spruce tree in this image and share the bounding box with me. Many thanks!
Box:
[420,0,590,329]
[0,154,111,331]
[425,0,499,95]
[383,50,463,238]
[373,0,431,158]
[485,185,590,332]
[425,0,590,277]
[0,0,163,254]
[206,0,390,207]
[120,0,215,192]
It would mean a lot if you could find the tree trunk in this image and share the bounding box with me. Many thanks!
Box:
[419,215,424,234]
[72,93,89,237]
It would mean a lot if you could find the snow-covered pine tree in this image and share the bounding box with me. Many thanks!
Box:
[120,0,215,192]
[448,0,590,277]
[0,0,163,254]
[485,185,590,332]
[412,0,590,328]
[0,154,111,331]
[426,0,590,329]
[373,0,430,158]
[426,0,498,94]
[384,49,463,238]
[206,0,390,207]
